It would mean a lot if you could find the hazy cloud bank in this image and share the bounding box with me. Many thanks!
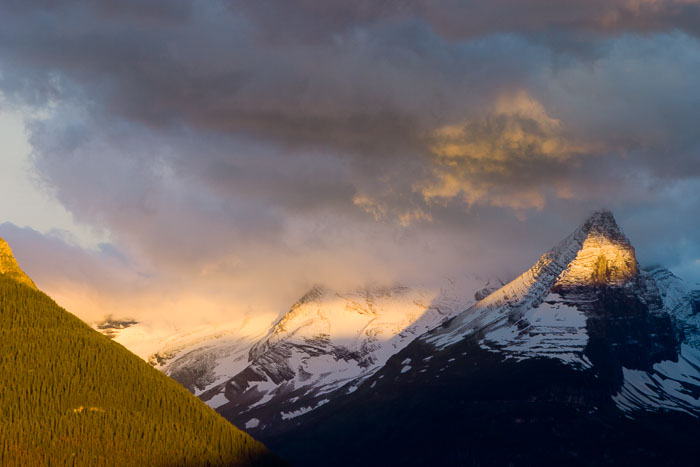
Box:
[1,1,699,325]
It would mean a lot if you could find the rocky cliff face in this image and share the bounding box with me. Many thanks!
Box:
[553,210,637,289]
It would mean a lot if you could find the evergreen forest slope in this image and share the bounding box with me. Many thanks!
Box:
[0,264,283,466]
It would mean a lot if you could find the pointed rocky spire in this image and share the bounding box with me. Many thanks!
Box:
[425,209,642,350]
[578,209,631,244]
[0,237,37,289]
[554,210,637,289]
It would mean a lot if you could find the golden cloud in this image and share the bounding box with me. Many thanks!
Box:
[353,194,433,227]
[418,91,599,210]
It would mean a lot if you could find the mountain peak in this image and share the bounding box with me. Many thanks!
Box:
[425,210,640,352]
[579,209,627,241]
[429,210,639,342]
[0,237,36,289]
[554,210,637,289]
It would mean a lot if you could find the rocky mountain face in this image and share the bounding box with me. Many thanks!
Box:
[97,315,273,408]
[105,275,489,433]
[153,329,264,402]
[261,211,700,466]
[215,280,480,433]
[648,265,700,347]
[420,210,686,403]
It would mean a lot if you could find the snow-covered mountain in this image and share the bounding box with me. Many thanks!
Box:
[647,265,700,347]
[100,316,271,400]
[214,278,483,431]
[414,209,700,417]
[96,274,490,431]
[262,210,700,467]
[95,210,700,465]
[425,209,640,352]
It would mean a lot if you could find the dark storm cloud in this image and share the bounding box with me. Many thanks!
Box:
[5,1,700,153]
[0,4,520,154]
[1,0,192,21]
[0,0,699,323]
[231,0,700,41]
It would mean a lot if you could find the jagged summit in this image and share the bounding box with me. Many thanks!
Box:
[0,237,36,289]
[580,209,626,236]
[479,210,635,307]
[554,209,637,289]
[425,210,639,349]
[565,210,634,254]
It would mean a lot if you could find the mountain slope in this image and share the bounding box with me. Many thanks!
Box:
[211,278,482,434]
[104,317,269,401]
[648,265,700,347]
[425,210,639,351]
[419,210,691,417]
[416,212,700,417]
[263,210,700,466]
[108,276,487,435]
[0,241,283,466]
[268,338,700,467]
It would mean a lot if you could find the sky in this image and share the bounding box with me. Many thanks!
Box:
[0,0,699,329]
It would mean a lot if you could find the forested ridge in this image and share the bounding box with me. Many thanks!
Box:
[0,274,283,466]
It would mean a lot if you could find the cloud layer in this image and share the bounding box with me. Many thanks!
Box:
[1,1,699,326]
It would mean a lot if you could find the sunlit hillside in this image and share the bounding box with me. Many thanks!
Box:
[0,256,283,466]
